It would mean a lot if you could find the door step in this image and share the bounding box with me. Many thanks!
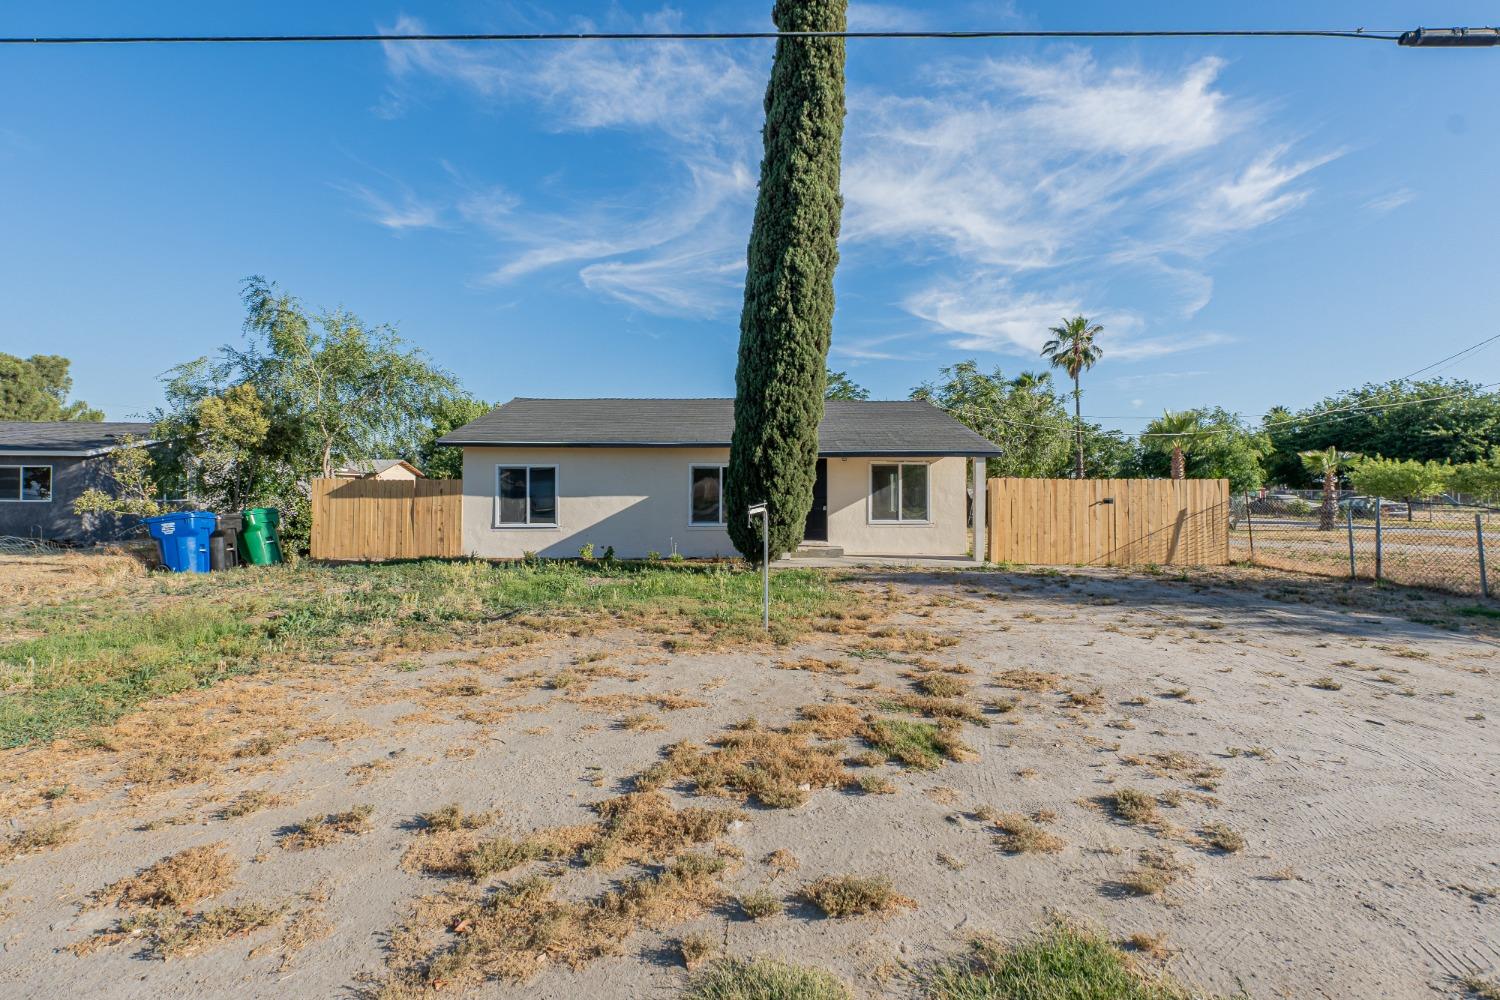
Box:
[790,544,844,558]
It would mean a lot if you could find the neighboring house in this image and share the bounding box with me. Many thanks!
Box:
[437,398,1000,560]
[332,459,425,481]
[0,421,156,543]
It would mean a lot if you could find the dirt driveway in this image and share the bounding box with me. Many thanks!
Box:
[1,565,1496,998]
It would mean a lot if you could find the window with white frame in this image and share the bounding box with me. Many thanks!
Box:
[869,463,929,522]
[0,465,53,502]
[690,465,727,525]
[495,466,558,526]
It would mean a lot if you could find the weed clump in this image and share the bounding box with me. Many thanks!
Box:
[798,874,915,918]
[1200,822,1246,853]
[1120,848,1192,897]
[926,925,1206,999]
[1109,788,1159,826]
[993,814,1065,855]
[95,843,237,909]
[686,957,851,1000]
[1,818,78,861]
[280,805,375,850]
[739,889,783,920]
[866,718,972,770]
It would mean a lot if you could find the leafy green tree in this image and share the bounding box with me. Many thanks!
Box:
[155,277,461,552]
[913,361,1069,478]
[1300,447,1358,531]
[825,369,869,401]
[73,435,163,528]
[727,0,848,562]
[418,396,492,479]
[1452,454,1500,503]
[1265,379,1500,485]
[1133,408,1269,494]
[0,353,103,421]
[1041,316,1104,478]
[1349,457,1451,518]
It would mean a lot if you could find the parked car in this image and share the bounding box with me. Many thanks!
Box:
[1338,497,1407,519]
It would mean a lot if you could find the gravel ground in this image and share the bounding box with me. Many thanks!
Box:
[1,566,1496,998]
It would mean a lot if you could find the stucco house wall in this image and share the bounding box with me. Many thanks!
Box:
[461,446,737,560]
[825,456,970,557]
[460,447,972,560]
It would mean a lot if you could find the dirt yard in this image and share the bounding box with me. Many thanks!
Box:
[1,558,1497,998]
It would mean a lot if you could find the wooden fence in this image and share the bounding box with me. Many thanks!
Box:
[986,478,1230,566]
[310,477,463,562]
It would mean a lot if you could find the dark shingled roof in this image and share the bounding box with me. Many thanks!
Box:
[0,421,156,455]
[438,399,1001,457]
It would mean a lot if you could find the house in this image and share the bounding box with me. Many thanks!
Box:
[437,398,1000,560]
[0,421,156,543]
[332,459,425,481]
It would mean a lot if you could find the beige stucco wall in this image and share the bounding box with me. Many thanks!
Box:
[825,456,970,557]
[460,447,971,560]
[461,446,737,559]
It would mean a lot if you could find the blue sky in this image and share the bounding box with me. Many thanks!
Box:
[2,2,1498,434]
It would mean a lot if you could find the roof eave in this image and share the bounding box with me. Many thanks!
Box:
[0,439,160,458]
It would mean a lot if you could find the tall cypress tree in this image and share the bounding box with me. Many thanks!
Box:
[727,0,848,561]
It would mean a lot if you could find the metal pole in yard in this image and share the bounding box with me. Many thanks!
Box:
[1347,503,1357,579]
[1245,492,1256,562]
[748,502,769,631]
[1374,499,1383,582]
[1477,512,1490,599]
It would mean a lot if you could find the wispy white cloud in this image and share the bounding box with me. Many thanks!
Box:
[1362,187,1416,215]
[366,21,1335,347]
[336,181,444,231]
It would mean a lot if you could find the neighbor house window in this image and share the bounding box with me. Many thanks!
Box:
[870,463,929,522]
[495,466,558,526]
[0,465,52,502]
[690,465,727,525]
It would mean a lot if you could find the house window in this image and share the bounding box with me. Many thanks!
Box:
[870,463,929,522]
[690,465,727,525]
[495,466,558,526]
[0,465,52,502]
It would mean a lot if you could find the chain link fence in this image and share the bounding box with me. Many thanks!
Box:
[1231,489,1499,596]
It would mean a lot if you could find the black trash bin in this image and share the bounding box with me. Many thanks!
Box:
[211,513,244,571]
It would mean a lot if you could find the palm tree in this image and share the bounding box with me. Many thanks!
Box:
[1147,410,1206,480]
[1041,316,1104,478]
[1010,370,1052,392]
[1299,446,1358,531]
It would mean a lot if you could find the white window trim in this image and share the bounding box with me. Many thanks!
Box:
[687,463,729,528]
[867,460,932,525]
[0,463,54,503]
[493,464,560,528]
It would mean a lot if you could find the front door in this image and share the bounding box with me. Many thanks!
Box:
[804,459,829,542]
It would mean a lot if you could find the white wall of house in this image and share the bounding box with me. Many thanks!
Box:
[461,446,737,559]
[459,447,972,560]
[825,456,970,557]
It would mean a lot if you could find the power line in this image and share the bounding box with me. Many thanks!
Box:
[0,28,1426,47]
[1394,332,1500,383]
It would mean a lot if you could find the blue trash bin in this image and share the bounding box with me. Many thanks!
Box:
[145,511,217,573]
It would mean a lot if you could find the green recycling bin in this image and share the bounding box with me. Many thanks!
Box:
[239,507,284,565]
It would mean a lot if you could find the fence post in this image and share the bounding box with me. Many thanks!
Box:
[1374,500,1383,581]
[1478,513,1490,599]
[1244,492,1255,562]
[1347,503,1357,579]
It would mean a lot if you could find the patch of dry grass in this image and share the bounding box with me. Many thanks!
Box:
[776,657,860,676]
[280,805,375,851]
[94,843,237,910]
[995,668,1062,692]
[1120,848,1192,897]
[915,673,972,699]
[1200,822,1246,853]
[1108,788,1159,826]
[858,774,896,795]
[0,818,79,861]
[993,814,1065,855]
[218,789,288,819]
[640,723,854,809]
[739,888,783,920]
[865,718,973,770]
[677,931,718,970]
[798,874,915,918]
[380,853,729,991]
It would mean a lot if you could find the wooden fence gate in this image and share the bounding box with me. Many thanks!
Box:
[986,478,1230,566]
[310,477,463,561]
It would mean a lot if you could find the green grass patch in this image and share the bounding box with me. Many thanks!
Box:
[686,956,851,1000]
[0,560,849,748]
[925,925,1220,1000]
[865,718,971,770]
